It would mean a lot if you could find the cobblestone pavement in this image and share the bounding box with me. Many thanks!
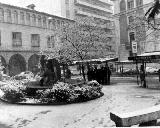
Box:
[0,81,160,128]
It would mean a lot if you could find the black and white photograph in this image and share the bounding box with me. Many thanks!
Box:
[0,0,160,127]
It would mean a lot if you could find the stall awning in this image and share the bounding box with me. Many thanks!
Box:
[115,60,135,64]
[73,57,118,64]
[128,51,160,62]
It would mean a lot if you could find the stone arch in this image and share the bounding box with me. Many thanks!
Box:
[0,56,6,73]
[28,54,40,75]
[9,54,26,76]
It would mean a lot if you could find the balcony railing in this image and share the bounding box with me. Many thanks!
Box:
[75,10,110,20]
[74,0,113,14]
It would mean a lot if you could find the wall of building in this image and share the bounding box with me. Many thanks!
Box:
[0,2,72,76]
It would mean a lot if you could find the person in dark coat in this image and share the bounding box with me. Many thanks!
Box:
[96,67,101,84]
[107,66,111,85]
[65,67,71,79]
[158,69,160,82]
[103,65,107,85]
[139,65,146,88]
[93,65,98,81]
[87,65,92,81]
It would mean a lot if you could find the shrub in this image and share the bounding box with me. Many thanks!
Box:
[0,80,103,104]
[1,83,26,103]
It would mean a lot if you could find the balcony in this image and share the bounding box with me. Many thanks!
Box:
[74,0,113,14]
[75,10,111,20]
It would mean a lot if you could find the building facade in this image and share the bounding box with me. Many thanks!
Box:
[60,0,119,59]
[0,2,72,76]
[113,0,158,61]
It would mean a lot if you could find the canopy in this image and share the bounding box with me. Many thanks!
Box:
[128,51,160,62]
[115,60,135,65]
[73,57,118,64]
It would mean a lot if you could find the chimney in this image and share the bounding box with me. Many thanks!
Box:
[27,4,35,10]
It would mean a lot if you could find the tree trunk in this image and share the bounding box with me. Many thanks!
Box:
[81,63,86,81]
[63,64,65,82]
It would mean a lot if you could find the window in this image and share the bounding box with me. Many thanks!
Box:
[129,32,135,42]
[12,32,22,46]
[47,36,51,48]
[136,0,143,6]
[52,19,56,29]
[42,17,47,28]
[38,15,41,27]
[48,21,52,29]
[47,35,55,48]
[57,20,60,28]
[128,16,134,24]
[20,12,25,24]
[26,13,30,25]
[31,34,40,47]
[51,36,55,48]
[32,14,36,26]
[61,21,64,26]
[6,9,11,22]
[127,0,134,10]
[0,8,4,22]
[13,11,18,24]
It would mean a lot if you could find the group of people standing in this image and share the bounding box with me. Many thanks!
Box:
[87,64,111,85]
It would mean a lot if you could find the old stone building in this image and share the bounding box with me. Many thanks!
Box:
[0,2,72,76]
[113,0,155,61]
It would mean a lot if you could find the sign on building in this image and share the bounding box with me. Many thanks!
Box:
[132,41,137,53]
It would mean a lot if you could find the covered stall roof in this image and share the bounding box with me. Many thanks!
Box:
[73,57,118,64]
[115,60,135,65]
[128,51,160,62]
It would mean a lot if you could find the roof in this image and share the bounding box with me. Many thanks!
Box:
[128,51,160,61]
[115,60,135,64]
[73,57,118,64]
[0,2,74,22]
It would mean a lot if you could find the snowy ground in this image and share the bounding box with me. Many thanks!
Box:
[0,79,160,128]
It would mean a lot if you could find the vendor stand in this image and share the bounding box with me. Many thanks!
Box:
[128,51,160,89]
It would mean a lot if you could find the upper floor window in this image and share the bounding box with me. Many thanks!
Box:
[38,15,41,27]
[136,0,143,6]
[32,14,36,26]
[20,12,25,24]
[61,21,64,26]
[128,16,134,24]
[0,8,4,22]
[47,35,55,48]
[127,0,134,10]
[57,20,60,28]
[6,9,11,23]
[31,34,40,47]
[26,13,30,25]
[42,17,47,28]
[13,11,18,24]
[48,20,55,30]
[12,32,22,46]
[52,19,56,29]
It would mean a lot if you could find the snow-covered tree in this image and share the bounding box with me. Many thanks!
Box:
[42,16,114,81]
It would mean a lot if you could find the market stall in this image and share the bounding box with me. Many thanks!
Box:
[128,51,160,89]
